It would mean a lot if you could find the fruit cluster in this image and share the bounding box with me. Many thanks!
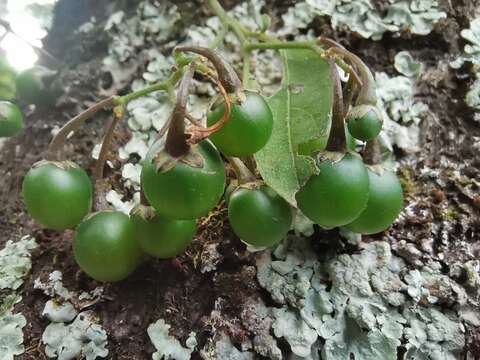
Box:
[21,43,403,283]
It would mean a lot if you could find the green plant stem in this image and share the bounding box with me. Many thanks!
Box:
[245,40,317,51]
[207,0,247,45]
[114,68,185,106]
[226,156,256,183]
[242,49,252,86]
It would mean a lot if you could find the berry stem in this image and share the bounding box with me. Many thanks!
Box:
[186,76,232,144]
[363,138,382,165]
[326,60,347,153]
[47,96,116,160]
[227,156,256,183]
[93,106,125,180]
[324,45,377,106]
[115,67,185,105]
[175,46,242,95]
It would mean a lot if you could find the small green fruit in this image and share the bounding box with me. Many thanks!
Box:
[131,206,196,259]
[74,211,142,282]
[141,140,225,220]
[228,185,292,247]
[296,153,370,228]
[207,91,273,157]
[22,161,92,230]
[347,105,383,141]
[345,168,403,234]
[0,101,23,137]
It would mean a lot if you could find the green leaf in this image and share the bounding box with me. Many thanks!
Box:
[255,49,332,205]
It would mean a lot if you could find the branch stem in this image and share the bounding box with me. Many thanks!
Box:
[47,97,116,160]
[93,106,125,180]
[227,156,256,183]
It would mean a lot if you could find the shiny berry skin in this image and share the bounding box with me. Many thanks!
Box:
[141,140,225,220]
[347,105,383,141]
[73,211,142,282]
[131,209,196,259]
[345,169,403,234]
[0,101,23,137]
[228,185,292,247]
[296,153,370,229]
[207,91,273,157]
[22,161,92,230]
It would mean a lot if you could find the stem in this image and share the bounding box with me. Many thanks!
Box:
[363,138,382,165]
[326,60,346,153]
[226,157,256,183]
[210,26,228,49]
[343,74,358,112]
[326,46,377,105]
[245,40,317,51]
[93,106,124,180]
[115,68,185,105]
[207,0,248,45]
[242,49,252,86]
[175,46,242,94]
[187,76,232,144]
[165,65,196,157]
[47,97,116,160]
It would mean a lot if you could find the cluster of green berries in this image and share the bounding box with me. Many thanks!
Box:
[21,46,403,283]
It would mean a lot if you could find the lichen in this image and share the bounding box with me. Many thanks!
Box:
[42,311,108,360]
[0,294,26,360]
[147,319,196,360]
[452,18,480,121]
[256,237,469,358]
[0,236,37,290]
[279,0,445,40]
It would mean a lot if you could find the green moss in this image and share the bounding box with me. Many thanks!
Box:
[397,167,416,196]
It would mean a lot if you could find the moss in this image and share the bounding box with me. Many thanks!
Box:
[397,167,416,197]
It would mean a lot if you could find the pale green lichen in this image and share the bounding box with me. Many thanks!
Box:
[394,51,424,78]
[0,236,37,290]
[256,237,469,359]
[42,311,108,360]
[279,0,446,40]
[0,294,26,360]
[147,319,196,360]
[375,58,429,153]
[452,18,480,120]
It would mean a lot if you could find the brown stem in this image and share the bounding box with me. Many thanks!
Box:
[186,77,232,144]
[317,37,363,90]
[175,46,242,94]
[363,138,382,165]
[164,65,195,157]
[140,188,149,206]
[93,106,124,180]
[47,97,115,160]
[227,157,256,184]
[343,75,359,112]
[326,60,347,153]
[326,46,377,106]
